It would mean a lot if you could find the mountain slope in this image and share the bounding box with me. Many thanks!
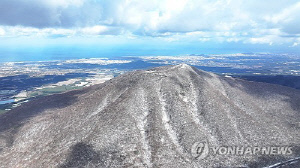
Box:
[0,64,299,167]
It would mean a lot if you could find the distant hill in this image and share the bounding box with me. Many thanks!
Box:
[0,64,299,167]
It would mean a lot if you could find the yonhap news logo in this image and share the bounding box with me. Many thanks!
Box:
[191,141,210,159]
[191,141,293,160]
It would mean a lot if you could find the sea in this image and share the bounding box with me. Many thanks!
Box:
[0,45,254,63]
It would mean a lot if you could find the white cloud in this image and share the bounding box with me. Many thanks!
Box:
[292,42,299,47]
[0,28,5,36]
[265,2,300,34]
[0,0,102,28]
[249,37,272,45]
[0,0,299,46]
[0,25,126,38]
[44,0,84,7]
[81,26,109,35]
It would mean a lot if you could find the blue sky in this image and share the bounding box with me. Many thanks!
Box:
[0,0,300,55]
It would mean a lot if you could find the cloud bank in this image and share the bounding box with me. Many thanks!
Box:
[0,0,299,46]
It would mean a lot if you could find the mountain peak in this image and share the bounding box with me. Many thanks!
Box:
[144,64,206,78]
[177,63,192,68]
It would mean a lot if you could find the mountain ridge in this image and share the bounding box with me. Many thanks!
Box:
[0,64,299,167]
